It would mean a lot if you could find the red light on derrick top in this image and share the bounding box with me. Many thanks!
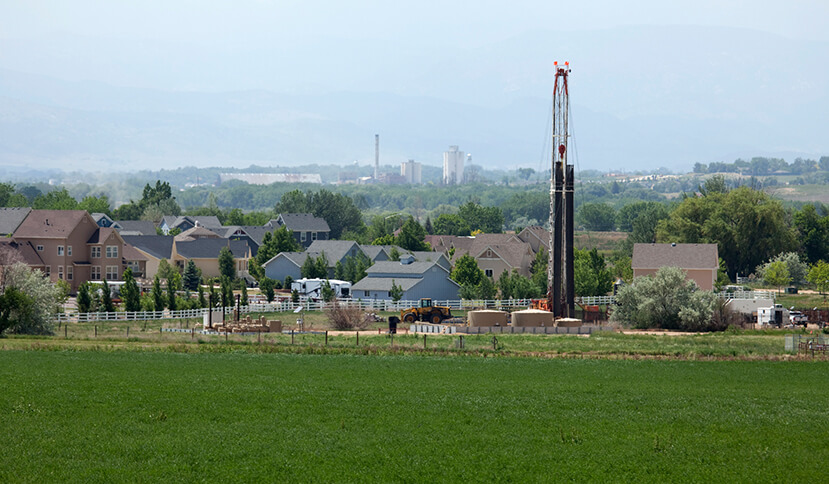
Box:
[554,61,558,66]
[558,144,566,159]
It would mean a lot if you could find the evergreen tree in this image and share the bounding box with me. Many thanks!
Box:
[284,275,294,289]
[314,253,329,279]
[197,284,206,308]
[77,282,91,313]
[424,216,434,235]
[166,273,179,311]
[240,283,249,306]
[389,280,403,302]
[301,254,317,279]
[218,247,236,281]
[388,246,401,261]
[260,278,275,302]
[152,275,164,312]
[121,268,141,312]
[291,289,300,303]
[182,260,200,291]
[101,279,116,313]
[321,280,335,302]
[397,217,429,251]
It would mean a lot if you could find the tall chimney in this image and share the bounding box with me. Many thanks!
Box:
[374,134,379,180]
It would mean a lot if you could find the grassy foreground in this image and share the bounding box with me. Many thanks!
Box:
[1,351,828,482]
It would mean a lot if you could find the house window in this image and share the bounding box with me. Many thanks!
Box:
[301,231,307,242]
[67,266,73,281]
[106,266,119,281]
[365,291,370,297]
[57,246,64,256]
[312,232,318,241]
[58,266,63,279]
[485,269,493,277]
[67,246,72,256]
[36,245,43,252]
[106,246,118,258]
[485,249,493,258]
[91,246,101,258]
[91,266,101,280]
[45,266,51,277]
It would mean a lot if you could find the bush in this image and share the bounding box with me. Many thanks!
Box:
[611,266,719,331]
[326,303,370,330]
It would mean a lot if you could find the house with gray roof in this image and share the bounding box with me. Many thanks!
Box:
[632,243,719,291]
[262,251,310,283]
[121,235,175,281]
[351,258,460,301]
[268,213,330,248]
[0,207,32,236]
[261,240,365,282]
[221,225,269,256]
[172,239,251,279]
[115,220,157,236]
[159,215,222,235]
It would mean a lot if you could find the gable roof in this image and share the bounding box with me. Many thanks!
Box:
[352,277,421,292]
[275,213,330,232]
[359,244,391,261]
[175,239,250,259]
[121,235,175,260]
[87,227,123,245]
[162,215,223,230]
[114,220,156,236]
[122,244,148,262]
[468,242,533,269]
[517,226,550,252]
[306,240,363,263]
[221,225,270,246]
[632,243,719,270]
[0,239,45,266]
[0,207,32,236]
[366,260,448,276]
[263,251,310,269]
[175,225,222,241]
[13,210,93,239]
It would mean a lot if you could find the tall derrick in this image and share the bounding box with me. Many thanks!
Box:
[547,62,575,318]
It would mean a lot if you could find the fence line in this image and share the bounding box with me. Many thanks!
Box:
[53,290,774,323]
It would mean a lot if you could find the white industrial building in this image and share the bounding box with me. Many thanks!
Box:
[443,146,465,185]
[400,159,422,184]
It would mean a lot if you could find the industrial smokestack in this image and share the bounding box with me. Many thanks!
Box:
[374,134,379,180]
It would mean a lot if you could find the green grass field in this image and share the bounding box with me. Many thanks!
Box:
[2,350,828,482]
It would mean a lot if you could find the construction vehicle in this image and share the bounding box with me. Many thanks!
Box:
[400,298,453,324]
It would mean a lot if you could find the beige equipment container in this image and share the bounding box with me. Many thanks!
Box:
[511,309,555,327]
[556,317,582,328]
[467,310,509,327]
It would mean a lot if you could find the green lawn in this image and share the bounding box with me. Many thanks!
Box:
[1,351,827,482]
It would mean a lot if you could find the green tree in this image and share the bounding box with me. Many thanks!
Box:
[166,272,181,311]
[763,260,791,293]
[0,286,34,335]
[578,203,616,231]
[611,266,719,331]
[77,282,92,313]
[433,213,471,236]
[32,188,79,210]
[197,284,206,308]
[0,182,28,207]
[101,279,116,313]
[397,217,428,251]
[424,216,434,235]
[152,275,164,312]
[121,268,141,312]
[248,258,264,281]
[388,247,401,262]
[530,248,548,294]
[314,252,329,279]
[573,248,613,296]
[793,204,829,264]
[78,194,112,216]
[389,280,403,302]
[260,277,276,302]
[157,259,177,281]
[182,260,200,291]
[291,289,300,303]
[450,254,484,287]
[218,247,236,281]
[458,201,504,233]
[240,283,249,306]
[321,280,335,302]
[806,260,829,294]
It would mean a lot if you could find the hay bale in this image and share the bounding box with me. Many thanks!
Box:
[468,310,509,327]
[268,320,282,332]
[511,309,554,327]
[556,318,582,328]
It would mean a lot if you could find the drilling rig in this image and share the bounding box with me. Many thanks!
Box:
[547,61,575,318]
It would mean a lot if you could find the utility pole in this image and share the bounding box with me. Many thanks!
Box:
[547,61,575,318]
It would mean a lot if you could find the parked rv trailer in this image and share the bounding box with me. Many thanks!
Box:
[291,278,352,299]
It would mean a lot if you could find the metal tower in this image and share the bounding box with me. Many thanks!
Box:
[547,62,575,318]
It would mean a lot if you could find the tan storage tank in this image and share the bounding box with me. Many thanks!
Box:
[467,310,509,327]
[511,309,555,327]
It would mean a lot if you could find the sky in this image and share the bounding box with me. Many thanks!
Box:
[1,1,827,172]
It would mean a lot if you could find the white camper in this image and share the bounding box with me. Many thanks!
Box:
[757,304,789,328]
[291,278,352,299]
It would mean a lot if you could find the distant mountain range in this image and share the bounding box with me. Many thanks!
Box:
[0,26,826,172]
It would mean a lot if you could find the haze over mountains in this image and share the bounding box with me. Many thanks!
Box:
[1,25,827,173]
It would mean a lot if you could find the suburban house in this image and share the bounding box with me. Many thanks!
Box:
[159,215,223,235]
[516,226,550,254]
[92,213,118,228]
[171,239,251,279]
[217,225,269,257]
[351,258,460,301]
[631,243,719,291]
[121,235,175,281]
[267,213,330,248]
[11,210,128,292]
[262,240,365,282]
[0,239,46,273]
[114,220,157,236]
[0,207,32,236]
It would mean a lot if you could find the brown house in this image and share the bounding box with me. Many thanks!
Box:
[11,210,128,292]
[631,243,719,291]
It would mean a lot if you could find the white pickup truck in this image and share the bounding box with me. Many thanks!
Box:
[788,310,808,327]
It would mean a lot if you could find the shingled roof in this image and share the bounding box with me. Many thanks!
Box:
[0,207,31,236]
[13,210,93,238]
[115,220,156,236]
[274,213,330,232]
[121,235,175,260]
[175,239,250,259]
[632,243,718,270]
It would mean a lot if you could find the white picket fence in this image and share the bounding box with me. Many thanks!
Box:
[53,290,773,323]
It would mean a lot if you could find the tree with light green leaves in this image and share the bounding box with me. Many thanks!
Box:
[806,260,829,295]
[0,263,59,335]
[450,254,484,288]
[389,280,403,302]
[218,247,236,281]
[152,275,164,312]
[321,280,335,302]
[763,260,791,294]
[77,282,92,313]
